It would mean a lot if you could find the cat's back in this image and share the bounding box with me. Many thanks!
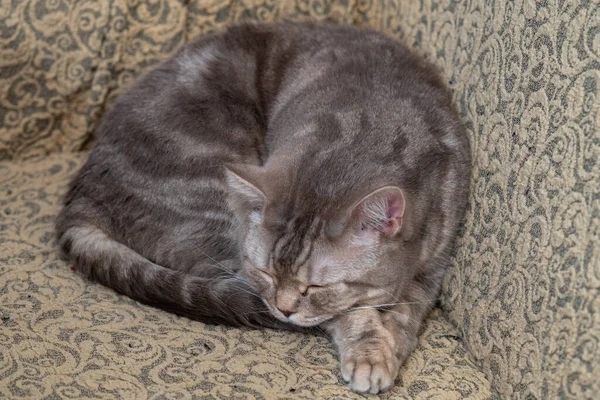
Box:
[58,22,469,263]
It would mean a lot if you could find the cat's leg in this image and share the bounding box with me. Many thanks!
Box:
[324,294,430,394]
[324,309,403,394]
[377,282,437,367]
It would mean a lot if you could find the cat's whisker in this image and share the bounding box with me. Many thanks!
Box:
[379,287,399,299]
[226,282,264,301]
[346,301,422,312]
[313,325,328,337]
[188,245,266,304]
[380,309,413,318]
[188,242,248,281]
[189,242,233,270]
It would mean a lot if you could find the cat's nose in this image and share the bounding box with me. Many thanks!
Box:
[277,307,293,318]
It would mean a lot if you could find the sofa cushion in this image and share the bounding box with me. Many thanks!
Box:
[0,153,493,398]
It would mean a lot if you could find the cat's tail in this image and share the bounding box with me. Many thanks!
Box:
[56,224,287,329]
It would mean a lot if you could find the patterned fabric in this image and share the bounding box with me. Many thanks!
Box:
[1,0,598,399]
[0,154,492,399]
[371,2,600,399]
[0,0,363,161]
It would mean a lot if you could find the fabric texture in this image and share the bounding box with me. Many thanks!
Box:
[376,2,600,399]
[1,0,599,399]
[0,153,492,399]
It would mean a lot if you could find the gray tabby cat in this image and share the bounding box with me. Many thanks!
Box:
[56,22,470,394]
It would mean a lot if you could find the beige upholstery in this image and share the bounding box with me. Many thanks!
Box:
[1,1,598,398]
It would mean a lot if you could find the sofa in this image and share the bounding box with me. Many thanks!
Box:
[1,1,598,398]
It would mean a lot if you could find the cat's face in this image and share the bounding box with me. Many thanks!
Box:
[226,165,406,327]
[240,213,399,326]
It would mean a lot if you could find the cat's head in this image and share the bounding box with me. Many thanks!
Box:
[225,163,408,327]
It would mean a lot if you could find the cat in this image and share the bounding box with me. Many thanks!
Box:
[56,22,471,394]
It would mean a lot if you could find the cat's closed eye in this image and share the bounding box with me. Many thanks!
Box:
[257,269,274,282]
[301,285,325,296]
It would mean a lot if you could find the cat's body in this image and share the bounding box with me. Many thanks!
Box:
[56,23,470,394]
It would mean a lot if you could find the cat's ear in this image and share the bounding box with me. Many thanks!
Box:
[224,164,267,211]
[351,186,405,237]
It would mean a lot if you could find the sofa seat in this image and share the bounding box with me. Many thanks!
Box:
[0,153,493,398]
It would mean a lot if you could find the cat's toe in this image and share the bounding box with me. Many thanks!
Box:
[341,360,354,383]
[344,353,399,394]
[351,359,374,392]
[374,361,397,393]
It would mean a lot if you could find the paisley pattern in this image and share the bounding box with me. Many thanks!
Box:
[0,154,492,399]
[0,0,362,161]
[0,0,598,399]
[366,2,600,399]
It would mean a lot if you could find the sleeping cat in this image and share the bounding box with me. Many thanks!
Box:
[56,22,471,394]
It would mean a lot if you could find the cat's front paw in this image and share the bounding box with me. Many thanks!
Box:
[340,340,400,394]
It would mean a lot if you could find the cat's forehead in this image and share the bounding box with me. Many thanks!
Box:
[270,214,323,272]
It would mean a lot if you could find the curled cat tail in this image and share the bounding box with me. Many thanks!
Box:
[57,224,286,329]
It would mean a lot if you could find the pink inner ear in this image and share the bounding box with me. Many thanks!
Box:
[381,195,404,235]
[356,188,405,237]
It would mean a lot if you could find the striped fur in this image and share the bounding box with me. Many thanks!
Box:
[56,22,470,393]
